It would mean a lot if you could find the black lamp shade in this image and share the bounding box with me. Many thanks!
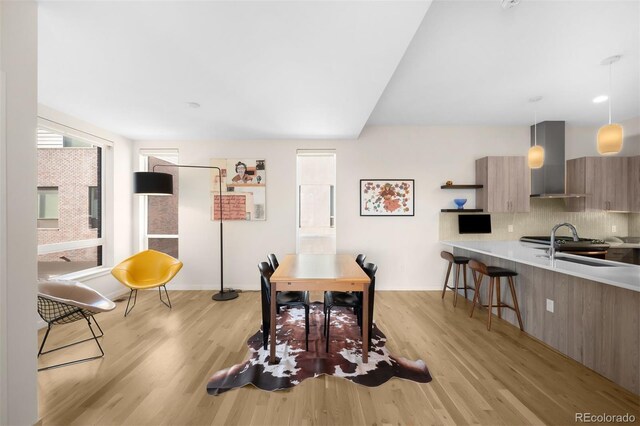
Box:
[134,172,173,195]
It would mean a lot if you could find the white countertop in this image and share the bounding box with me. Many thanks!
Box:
[441,240,640,292]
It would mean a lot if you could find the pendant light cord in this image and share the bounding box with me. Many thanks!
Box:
[608,63,612,125]
[534,110,537,146]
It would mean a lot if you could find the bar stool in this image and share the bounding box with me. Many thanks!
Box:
[440,251,473,307]
[468,259,524,331]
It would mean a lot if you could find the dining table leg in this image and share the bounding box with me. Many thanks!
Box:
[269,282,278,364]
[362,283,369,363]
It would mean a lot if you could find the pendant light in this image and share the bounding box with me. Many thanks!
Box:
[528,96,544,169]
[597,55,623,155]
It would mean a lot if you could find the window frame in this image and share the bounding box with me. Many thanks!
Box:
[138,149,179,254]
[36,120,111,278]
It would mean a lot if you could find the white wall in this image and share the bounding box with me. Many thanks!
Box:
[566,116,640,159]
[135,125,529,291]
[37,105,134,300]
[0,1,39,424]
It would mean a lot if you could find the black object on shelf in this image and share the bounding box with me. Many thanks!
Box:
[440,184,483,189]
[441,209,483,212]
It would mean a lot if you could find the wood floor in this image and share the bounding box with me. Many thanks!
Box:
[38,290,639,425]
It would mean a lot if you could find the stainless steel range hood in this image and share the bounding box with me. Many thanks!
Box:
[529,121,586,198]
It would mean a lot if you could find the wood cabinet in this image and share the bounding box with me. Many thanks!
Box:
[566,156,630,212]
[629,156,640,213]
[476,156,530,213]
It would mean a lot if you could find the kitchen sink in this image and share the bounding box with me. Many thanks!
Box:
[555,256,619,268]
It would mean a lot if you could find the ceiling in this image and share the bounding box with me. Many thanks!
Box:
[38,1,431,140]
[38,1,639,141]
[368,0,640,127]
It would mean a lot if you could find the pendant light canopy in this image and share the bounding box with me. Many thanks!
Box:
[528,96,544,169]
[597,55,623,155]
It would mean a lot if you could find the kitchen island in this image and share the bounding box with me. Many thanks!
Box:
[441,240,639,394]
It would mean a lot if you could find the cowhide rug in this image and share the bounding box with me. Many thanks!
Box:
[206,302,432,395]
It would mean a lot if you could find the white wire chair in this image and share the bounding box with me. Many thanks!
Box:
[37,280,116,371]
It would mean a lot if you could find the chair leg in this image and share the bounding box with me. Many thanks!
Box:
[38,313,106,371]
[496,277,502,319]
[508,277,524,331]
[462,264,468,300]
[38,324,52,357]
[263,322,269,350]
[453,264,460,307]
[159,285,172,309]
[487,277,494,331]
[124,289,137,317]
[441,262,452,299]
[470,272,483,318]
[304,305,309,351]
[325,307,331,353]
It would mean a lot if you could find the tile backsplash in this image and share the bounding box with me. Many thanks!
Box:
[440,199,633,241]
[629,214,640,237]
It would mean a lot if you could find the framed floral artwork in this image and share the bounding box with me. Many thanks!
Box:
[360,179,415,216]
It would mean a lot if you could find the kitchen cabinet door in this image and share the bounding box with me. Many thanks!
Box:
[476,156,530,213]
[629,156,639,213]
[569,157,630,212]
[509,156,530,213]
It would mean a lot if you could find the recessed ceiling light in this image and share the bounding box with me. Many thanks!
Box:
[186,102,201,109]
[592,95,608,104]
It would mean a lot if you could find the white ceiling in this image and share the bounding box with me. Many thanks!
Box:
[38,1,639,141]
[38,1,431,140]
[369,0,640,127]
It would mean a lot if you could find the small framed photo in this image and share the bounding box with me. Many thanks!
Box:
[360,179,415,216]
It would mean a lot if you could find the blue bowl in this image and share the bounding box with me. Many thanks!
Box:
[454,198,467,209]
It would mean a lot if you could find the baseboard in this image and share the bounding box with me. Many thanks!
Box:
[167,283,256,291]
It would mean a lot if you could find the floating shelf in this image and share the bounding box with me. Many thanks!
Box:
[440,184,483,189]
[440,209,483,213]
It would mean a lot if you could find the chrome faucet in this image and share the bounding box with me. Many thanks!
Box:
[548,223,580,260]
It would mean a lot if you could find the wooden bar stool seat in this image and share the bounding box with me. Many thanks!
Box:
[440,251,474,307]
[468,259,524,331]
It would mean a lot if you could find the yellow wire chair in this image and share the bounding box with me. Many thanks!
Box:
[111,249,183,316]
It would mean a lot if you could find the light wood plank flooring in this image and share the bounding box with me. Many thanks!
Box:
[38,291,639,425]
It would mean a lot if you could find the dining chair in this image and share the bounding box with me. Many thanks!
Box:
[258,262,310,351]
[324,262,378,352]
[267,253,279,270]
[355,254,366,268]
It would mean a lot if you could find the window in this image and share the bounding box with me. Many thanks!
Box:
[88,186,100,229]
[139,151,179,258]
[296,150,336,254]
[37,187,59,229]
[37,127,106,279]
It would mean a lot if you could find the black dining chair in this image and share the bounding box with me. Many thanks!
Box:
[267,253,279,271]
[258,262,310,351]
[324,262,378,353]
[355,254,366,268]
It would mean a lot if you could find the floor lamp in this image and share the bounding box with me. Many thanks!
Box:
[134,164,238,301]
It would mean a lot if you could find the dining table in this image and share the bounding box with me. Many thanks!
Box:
[269,254,372,363]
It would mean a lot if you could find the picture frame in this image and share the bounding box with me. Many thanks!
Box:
[360,179,415,216]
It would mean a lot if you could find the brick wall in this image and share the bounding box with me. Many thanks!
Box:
[37,147,99,261]
[147,157,179,235]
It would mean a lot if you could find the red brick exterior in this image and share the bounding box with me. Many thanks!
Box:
[37,148,99,261]
[147,157,179,235]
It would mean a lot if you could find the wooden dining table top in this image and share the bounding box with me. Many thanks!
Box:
[270,254,369,283]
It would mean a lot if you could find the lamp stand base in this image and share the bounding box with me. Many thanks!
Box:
[212,290,238,301]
